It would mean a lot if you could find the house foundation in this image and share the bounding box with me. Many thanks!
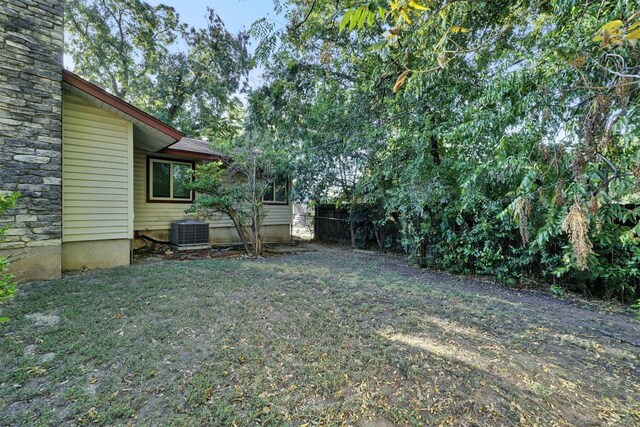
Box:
[62,240,131,271]
[0,244,61,281]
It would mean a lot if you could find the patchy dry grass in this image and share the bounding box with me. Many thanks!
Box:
[1,244,639,426]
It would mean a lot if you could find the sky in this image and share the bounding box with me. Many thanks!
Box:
[64,0,288,89]
[146,0,285,36]
[147,0,288,88]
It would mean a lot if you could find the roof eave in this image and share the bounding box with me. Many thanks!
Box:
[159,147,227,161]
[61,69,183,143]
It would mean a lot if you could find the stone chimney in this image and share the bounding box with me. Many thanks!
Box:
[0,0,64,280]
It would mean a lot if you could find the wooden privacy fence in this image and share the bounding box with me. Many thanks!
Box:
[314,203,405,252]
[314,204,351,244]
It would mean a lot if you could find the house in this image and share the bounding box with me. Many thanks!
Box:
[0,0,291,282]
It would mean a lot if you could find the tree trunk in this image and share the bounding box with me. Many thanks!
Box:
[227,207,253,256]
[255,231,262,256]
[374,226,385,253]
[430,136,441,165]
[251,215,263,257]
[249,155,263,257]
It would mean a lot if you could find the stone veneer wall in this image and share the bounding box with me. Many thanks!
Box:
[0,0,64,280]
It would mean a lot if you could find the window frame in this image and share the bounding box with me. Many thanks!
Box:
[146,156,195,203]
[263,176,289,205]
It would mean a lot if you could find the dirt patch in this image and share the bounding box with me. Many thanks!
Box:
[41,353,55,363]
[25,312,60,327]
[133,243,315,264]
[346,246,640,348]
[133,246,246,263]
[23,344,37,357]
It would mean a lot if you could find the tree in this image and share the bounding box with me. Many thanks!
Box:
[187,136,289,257]
[65,0,250,139]
[245,0,640,300]
[0,192,20,323]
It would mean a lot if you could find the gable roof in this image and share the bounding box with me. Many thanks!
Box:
[62,69,183,152]
[160,137,227,161]
[61,70,229,159]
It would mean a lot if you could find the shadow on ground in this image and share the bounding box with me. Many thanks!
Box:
[1,243,638,426]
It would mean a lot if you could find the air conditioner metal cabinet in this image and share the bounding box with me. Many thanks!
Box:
[170,220,210,249]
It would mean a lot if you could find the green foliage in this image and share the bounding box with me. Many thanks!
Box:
[65,0,250,139]
[550,284,566,297]
[0,192,20,323]
[246,0,640,302]
[345,204,403,252]
[631,300,640,320]
[187,136,290,256]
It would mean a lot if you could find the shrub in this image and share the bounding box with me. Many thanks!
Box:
[0,192,20,323]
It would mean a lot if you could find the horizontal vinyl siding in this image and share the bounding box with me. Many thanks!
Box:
[134,151,211,231]
[63,92,133,242]
[264,204,292,226]
[134,151,292,231]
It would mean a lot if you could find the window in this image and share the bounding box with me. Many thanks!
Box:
[148,158,194,202]
[263,177,288,204]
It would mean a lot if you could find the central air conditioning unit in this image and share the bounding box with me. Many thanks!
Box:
[170,220,210,250]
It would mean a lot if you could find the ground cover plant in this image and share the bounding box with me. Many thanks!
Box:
[1,246,638,426]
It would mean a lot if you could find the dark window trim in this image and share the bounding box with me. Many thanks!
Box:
[263,177,290,206]
[146,155,195,204]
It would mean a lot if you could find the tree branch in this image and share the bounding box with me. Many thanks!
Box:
[292,0,317,30]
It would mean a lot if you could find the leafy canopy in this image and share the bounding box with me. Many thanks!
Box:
[245,0,640,300]
[187,135,290,257]
[65,0,251,139]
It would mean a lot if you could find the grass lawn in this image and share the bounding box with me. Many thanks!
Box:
[1,245,639,426]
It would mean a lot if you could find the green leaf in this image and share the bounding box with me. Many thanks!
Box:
[593,20,623,41]
[367,8,376,26]
[450,26,469,33]
[369,41,387,51]
[357,8,369,29]
[408,1,429,11]
[349,7,363,30]
[378,6,386,20]
[339,9,352,32]
[626,27,640,40]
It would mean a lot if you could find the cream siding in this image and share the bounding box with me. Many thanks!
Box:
[62,92,134,242]
[263,204,293,226]
[133,151,292,231]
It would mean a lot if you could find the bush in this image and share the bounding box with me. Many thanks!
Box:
[0,192,20,323]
